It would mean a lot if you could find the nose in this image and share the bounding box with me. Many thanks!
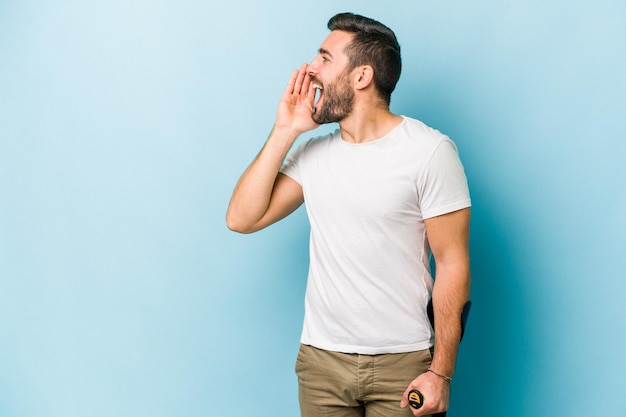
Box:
[307,57,320,76]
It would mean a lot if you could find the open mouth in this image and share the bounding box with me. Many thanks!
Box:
[312,83,324,111]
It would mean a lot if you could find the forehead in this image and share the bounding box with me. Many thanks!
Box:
[319,30,354,59]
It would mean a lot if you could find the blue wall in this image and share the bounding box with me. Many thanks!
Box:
[1,1,625,416]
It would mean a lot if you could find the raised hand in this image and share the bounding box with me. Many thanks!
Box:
[275,63,320,134]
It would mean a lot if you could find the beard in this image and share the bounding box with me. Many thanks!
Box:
[312,70,355,125]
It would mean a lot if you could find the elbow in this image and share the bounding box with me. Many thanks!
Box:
[225,216,246,234]
[225,213,255,234]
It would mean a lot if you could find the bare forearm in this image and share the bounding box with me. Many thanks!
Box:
[226,127,300,232]
[400,265,470,415]
[430,263,471,377]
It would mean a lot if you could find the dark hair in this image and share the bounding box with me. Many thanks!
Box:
[328,12,401,105]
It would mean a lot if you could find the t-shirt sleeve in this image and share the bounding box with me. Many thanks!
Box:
[279,141,306,185]
[418,138,471,219]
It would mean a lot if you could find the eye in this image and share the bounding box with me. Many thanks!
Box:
[322,56,330,63]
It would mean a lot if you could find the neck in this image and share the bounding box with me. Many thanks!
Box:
[338,101,403,144]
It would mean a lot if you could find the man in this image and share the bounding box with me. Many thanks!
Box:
[226,12,471,417]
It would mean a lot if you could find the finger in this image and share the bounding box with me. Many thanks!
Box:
[401,387,426,415]
[303,73,316,105]
[293,63,308,95]
[301,71,310,95]
[400,386,412,407]
[283,69,299,96]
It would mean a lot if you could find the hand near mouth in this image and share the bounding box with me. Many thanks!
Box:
[275,63,321,135]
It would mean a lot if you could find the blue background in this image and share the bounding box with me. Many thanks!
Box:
[1,1,625,416]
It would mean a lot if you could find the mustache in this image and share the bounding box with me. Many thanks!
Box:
[310,76,323,87]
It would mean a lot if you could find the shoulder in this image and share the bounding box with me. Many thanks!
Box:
[400,116,448,142]
[395,116,454,156]
[293,129,339,155]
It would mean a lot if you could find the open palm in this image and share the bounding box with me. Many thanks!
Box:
[276,64,320,134]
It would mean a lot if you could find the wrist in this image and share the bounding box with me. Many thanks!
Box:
[427,368,453,383]
[272,120,313,138]
[267,125,301,151]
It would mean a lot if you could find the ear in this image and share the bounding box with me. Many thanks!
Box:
[352,65,374,90]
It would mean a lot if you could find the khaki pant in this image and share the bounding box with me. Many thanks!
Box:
[295,344,433,417]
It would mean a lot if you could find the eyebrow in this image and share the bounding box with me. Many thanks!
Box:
[319,48,333,58]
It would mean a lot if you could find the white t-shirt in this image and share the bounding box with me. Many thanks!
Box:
[280,116,471,354]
